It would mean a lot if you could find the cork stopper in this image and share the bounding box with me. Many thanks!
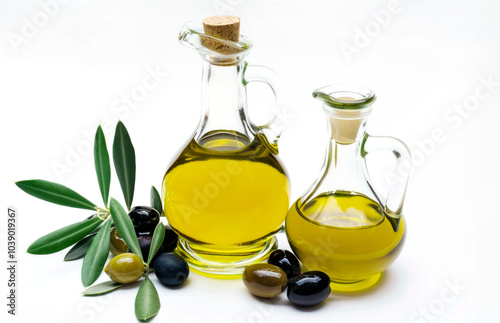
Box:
[327,97,367,144]
[202,15,241,54]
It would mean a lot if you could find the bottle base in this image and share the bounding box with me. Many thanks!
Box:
[329,273,382,292]
[175,236,278,278]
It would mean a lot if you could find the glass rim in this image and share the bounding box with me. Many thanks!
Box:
[179,22,253,56]
[313,83,376,110]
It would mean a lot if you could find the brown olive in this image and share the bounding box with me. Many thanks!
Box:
[109,227,128,256]
[242,263,288,298]
[104,253,144,284]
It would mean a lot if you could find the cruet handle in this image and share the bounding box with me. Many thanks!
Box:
[242,62,289,154]
[362,134,412,231]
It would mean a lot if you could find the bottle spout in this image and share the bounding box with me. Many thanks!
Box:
[178,22,252,65]
[312,84,376,113]
[313,84,376,144]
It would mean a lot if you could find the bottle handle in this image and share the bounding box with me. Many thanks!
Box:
[242,62,290,154]
[362,134,412,231]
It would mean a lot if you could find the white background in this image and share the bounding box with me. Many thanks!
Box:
[1,0,499,322]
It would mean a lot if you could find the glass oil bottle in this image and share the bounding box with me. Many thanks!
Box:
[162,16,290,277]
[286,84,411,292]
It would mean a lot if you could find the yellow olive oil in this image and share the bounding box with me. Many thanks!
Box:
[162,131,290,274]
[286,192,406,291]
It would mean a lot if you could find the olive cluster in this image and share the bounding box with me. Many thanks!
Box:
[105,206,189,287]
[242,249,331,307]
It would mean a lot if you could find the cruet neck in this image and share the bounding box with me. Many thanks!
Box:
[313,84,376,145]
[194,57,252,144]
[178,22,253,66]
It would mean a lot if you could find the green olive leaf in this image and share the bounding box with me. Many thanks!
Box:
[27,217,102,255]
[64,232,97,261]
[147,222,165,265]
[109,198,143,262]
[82,219,112,287]
[150,186,163,215]
[82,280,124,296]
[94,125,111,207]
[113,121,136,210]
[135,276,161,321]
[16,179,97,210]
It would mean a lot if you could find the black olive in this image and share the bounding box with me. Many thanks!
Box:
[136,234,155,264]
[132,226,179,267]
[128,206,160,236]
[268,249,301,280]
[154,253,189,286]
[287,271,331,307]
[162,225,179,252]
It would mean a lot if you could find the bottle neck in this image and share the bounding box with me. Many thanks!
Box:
[324,116,367,177]
[300,115,371,205]
[194,60,252,143]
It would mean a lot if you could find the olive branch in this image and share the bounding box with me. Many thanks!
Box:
[16,121,164,321]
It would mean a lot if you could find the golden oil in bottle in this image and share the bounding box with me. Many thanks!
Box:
[286,191,406,291]
[162,131,290,276]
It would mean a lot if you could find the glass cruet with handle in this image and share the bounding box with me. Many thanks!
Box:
[285,84,412,292]
[162,16,291,277]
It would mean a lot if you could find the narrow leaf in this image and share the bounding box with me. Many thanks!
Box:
[82,219,112,287]
[82,281,124,296]
[148,222,165,265]
[27,217,101,254]
[94,125,111,206]
[109,198,143,262]
[16,180,96,210]
[150,186,163,215]
[135,277,161,321]
[113,121,136,210]
[64,232,97,261]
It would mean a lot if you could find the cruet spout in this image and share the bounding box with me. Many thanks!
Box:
[312,84,376,110]
[312,84,376,144]
[178,22,252,65]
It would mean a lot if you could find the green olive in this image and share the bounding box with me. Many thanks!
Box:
[109,227,128,256]
[104,253,144,284]
[242,263,288,298]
